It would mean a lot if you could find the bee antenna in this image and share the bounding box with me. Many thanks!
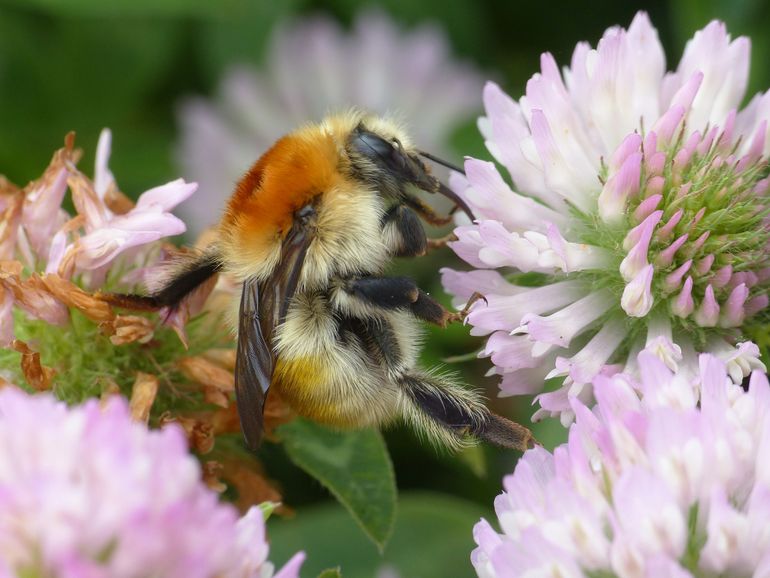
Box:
[417,150,465,175]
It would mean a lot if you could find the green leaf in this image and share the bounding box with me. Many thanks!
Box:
[259,501,280,521]
[0,0,243,18]
[279,419,397,551]
[269,491,491,578]
[457,444,487,478]
[317,568,343,578]
[196,0,303,84]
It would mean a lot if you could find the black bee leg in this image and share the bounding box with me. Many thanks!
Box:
[344,276,420,309]
[342,276,460,328]
[401,192,455,226]
[442,292,487,325]
[100,249,222,311]
[426,231,458,251]
[381,205,428,257]
[410,290,457,327]
[398,372,535,452]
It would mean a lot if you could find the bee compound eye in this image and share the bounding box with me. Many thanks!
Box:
[355,131,396,159]
[353,130,408,173]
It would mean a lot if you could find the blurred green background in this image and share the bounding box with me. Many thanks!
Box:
[2,0,769,575]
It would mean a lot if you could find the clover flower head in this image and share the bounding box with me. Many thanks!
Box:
[48,128,196,279]
[473,352,770,577]
[0,387,303,577]
[443,13,770,422]
[0,129,196,347]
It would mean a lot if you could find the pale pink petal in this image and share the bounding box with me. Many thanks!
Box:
[664,21,750,130]
[22,167,69,257]
[664,260,692,292]
[449,225,490,269]
[482,83,565,210]
[525,52,601,182]
[520,290,614,348]
[633,194,662,222]
[694,284,720,327]
[700,489,749,573]
[476,220,541,270]
[94,128,115,199]
[719,283,749,328]
[531,225,610,272]
[467,281,587,335]
[598,151,642,223]
[644,316,683,372]
[551,318,626,383]
[439,268,522,308]
[483,332,538,372]
[461,158,566,231]
[45,231,68,276]
[135,179,198,212]
[612,468,688,559]
[529,109,595,212]
[671,276,695,318]
[621,264,654,317]
[273,552,307,578]
[620,211,661,280]
[0,287,13,346]
[74,213,186,271]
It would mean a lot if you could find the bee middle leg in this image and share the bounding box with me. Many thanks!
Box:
[342,276,458,327]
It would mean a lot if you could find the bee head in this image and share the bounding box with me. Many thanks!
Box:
[331,113,472,217]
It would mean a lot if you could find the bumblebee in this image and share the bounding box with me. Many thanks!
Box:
[112,112,534,452]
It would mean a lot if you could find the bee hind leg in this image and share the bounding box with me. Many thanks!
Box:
[99,248,222,311]
[397,372,535,452]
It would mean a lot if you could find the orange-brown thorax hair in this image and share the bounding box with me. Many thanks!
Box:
[225,132,336,240]
[219,129,335,265]
[216,112,409,286]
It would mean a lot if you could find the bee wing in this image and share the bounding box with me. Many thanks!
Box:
[235,277,273,451]
[235,204,317,451]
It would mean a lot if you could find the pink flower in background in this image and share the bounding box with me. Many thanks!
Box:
[177,9,484,236]
[48,129,196,279]
[0,129,196,345]
[472,353,770,577]
[0,387,303,578]
[443,14,769,423]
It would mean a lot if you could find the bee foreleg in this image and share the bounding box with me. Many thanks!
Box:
[426,231,458,251]
[398,372,535,452]
[381,205,427,257]
[400,192,454,227]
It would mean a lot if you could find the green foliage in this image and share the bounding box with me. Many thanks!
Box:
[279,419,397,551]
[317,568,343,578]
[681,503,707,572]
[259,501,280,521]
[0,0,237,17]
[0,308,227,415]
[456,444,487,478]
[269,492,490,578]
